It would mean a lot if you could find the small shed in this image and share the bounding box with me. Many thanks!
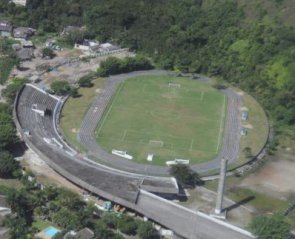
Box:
[0,20,12,37]
[241,111,249,121]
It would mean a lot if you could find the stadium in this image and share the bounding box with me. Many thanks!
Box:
[14,70,257,239]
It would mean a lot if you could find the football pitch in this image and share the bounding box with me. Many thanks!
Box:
[96,75,227,165]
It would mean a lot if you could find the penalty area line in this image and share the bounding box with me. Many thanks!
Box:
[189,139,194,151]
[121,129,128,141]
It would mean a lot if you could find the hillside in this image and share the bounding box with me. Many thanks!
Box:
[1,0,295,125]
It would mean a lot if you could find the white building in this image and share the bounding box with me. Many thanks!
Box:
[11,0,27,6]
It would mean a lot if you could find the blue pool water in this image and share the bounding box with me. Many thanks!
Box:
[43,226,61,237]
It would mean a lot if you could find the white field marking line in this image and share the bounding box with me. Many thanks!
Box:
[98,134,216,153]
[189,139,194,151]
[121,129,127,141]
[112,106,219,123]
[142,84,147,92]
[201,91,205,101]
[96,82,124,136]
[216,94,226,153]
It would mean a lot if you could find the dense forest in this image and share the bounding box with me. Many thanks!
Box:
[1,0,295,125]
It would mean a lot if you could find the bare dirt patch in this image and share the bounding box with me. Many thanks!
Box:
[242,124,253,129]
[240,156,295,196]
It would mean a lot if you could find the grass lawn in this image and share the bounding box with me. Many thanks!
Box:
[236,92,269,165]
[0,178,23,190]
[60,78,106,150]
[96,75,226,165]
[0,57,17,84]
[33,220,53,231]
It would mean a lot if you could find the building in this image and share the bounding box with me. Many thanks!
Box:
[20,39,34,48]
[11,0,27,6]
[16,48,34,61]
[13,27,36,40]
[61,26,86,35]
[74,39,100,52]
[0,20,12,37]
[64,228,94,239]
[99,42,120,52]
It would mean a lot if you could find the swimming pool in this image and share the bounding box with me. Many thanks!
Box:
[43,226,61,237]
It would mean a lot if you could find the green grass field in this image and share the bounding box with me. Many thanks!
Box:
[96,75,226,165]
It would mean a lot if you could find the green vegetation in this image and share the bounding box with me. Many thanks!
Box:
[41,47,56,59]
[60,78,106,149]
[1,77,27,103]
[249,215,291,239]
[169,165,203,188]
[50,80,79,97]
[2,176,159,239]
[237,92,269,164]
[97,56,153,77]
[78,74,94,88]
[0,151,19,178]
[1,0,295,128]
[96,75,226,165]
[0,38,19,85]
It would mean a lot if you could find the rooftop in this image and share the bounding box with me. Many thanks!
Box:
[0,20,12,32]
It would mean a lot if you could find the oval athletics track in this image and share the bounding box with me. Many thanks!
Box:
[78,70,242,175]
[14,83,253,239]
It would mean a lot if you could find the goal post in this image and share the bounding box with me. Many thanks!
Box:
[149,140,164,147]
[168,83,181,88]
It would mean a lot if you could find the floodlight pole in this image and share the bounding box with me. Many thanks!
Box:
[215,158,228,215]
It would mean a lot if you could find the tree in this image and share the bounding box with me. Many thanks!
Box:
[93,220,115,239]
[249,215,291,239]
[1,77,27,103]
[0,112,18,149]
[52,208,80,229]
[6,188,34,224]
[97,56,153,77]
[102,213,119,229]
[78,75,93,87]
[42,47,56,59]
[117,215,138,235]
[50,80,71,96]
[98,57,121,76]
[0,151,19,178]
[137,221,157,239]
[169,165,203,188]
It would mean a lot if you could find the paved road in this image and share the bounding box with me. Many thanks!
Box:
[78,70,241,176]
